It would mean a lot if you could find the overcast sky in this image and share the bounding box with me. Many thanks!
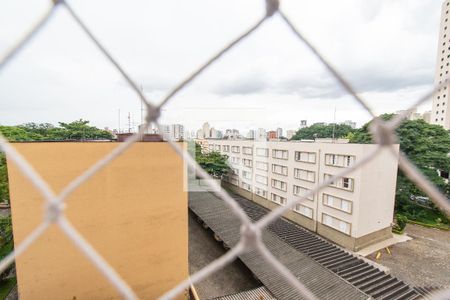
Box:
[0,0,443,134]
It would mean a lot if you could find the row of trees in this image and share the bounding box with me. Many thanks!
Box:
[0,120,113,203]
[0,120,114,141]
[291,115,450,225]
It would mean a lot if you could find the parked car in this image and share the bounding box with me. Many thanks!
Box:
[409,195,431,207]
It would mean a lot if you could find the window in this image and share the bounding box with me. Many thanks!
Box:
[294,204,313,218]
[215,145,220,151]
[272,164,288,176]
[256,161,269,171]
[293,185,314,200]
[271,179,287,191]
[272,149,288,160]
[241,182,252,192]
[231,146,240,153]
[271,193,287,205]
[324,174,354,191]
[208,144,214,150]
[255,187,267,199]
[230,156,240,165]
[255,175,268,185]
[294,168,315,182]
[242,170,252,180]
[323,194,352,213]
[243,158,253,168]
[295,151,316,163]
[256,148,269,157]
[325,154,355,167]
[243,147,253,155]
[231,168,239,176]
[222,145,230,152]
[322,213,351,235]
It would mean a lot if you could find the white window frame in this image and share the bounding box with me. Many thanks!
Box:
[255,174,268,185]
[324,174,354,191]
[256,148,269,157]
[271,193,287,205]
[243,147,253,155]
[272,149,288,160]
[255,187,268,199]
[293,185,314,201]
[323,194,352,214]
[242,170,252,180]
[294,204,313,218]
[325,154,355,167]
[322,213,351,235]
[272,164,288,176]
[271,179,287,191]
[256,161,269,171]
[243,158,253,168]
[294,151,316,163]
[294,168,315,182]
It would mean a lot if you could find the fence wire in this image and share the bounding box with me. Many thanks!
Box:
[0,0,449,299]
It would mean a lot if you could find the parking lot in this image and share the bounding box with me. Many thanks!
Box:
[368,223,450,287]
[188,213,260,299]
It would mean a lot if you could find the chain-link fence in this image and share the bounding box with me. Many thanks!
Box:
[0,0,449,299]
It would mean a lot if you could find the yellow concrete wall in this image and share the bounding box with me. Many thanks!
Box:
[7,142,188,299]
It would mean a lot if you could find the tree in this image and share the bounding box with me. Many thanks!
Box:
[350,114,450,224]
[0,119,113,141]
[291,123,355,140]
[195,143,230,178]
[0,120,114,205]
[0,154,8,203]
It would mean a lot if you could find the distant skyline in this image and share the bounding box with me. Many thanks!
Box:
[0,0,442,132]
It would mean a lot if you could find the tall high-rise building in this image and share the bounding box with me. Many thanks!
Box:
[210,127,218,139]
[300,120,307,129]
[276,127,283,138]
[246,130,255,139]
[202,122,211,139]
[286,130,296,140]
[171,124,184,141]
[432,1,450,129]
[256,128,267,141]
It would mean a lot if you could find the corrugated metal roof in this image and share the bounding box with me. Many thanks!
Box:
[189,192,370,300]
[212,286,275,300]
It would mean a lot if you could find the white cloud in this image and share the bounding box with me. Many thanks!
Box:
[0,0,442,132]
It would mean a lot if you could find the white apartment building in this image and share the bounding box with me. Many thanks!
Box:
[205,140,399,251]
[159,124,184,141]
[286,130,296,140]
[432,0,450,129]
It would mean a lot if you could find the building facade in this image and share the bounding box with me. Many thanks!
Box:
[267,131,277,140]
[205,140,399,251]
[7,143,188,299]
[432,0,450,129]
[286,130,296,140]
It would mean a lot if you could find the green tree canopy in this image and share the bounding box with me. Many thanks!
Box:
[350,114,450,223]
[291,123,355,140]
[195,143,230,178]
[0,119,113,141]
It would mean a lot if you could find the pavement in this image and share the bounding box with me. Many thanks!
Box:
[366,223,450,287]
[188,213,261,299]
[355,232,412,257]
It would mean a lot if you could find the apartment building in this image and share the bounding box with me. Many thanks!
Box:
[205,140,399,251]
[432,0,450,129]
[7,143,187,299]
